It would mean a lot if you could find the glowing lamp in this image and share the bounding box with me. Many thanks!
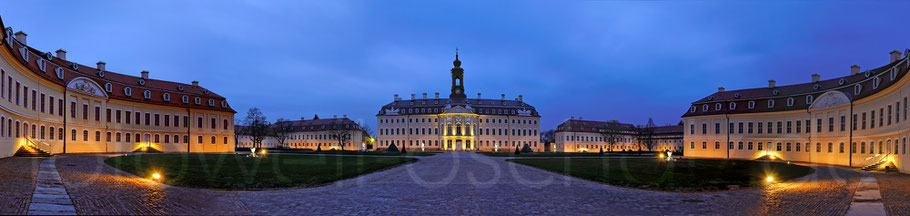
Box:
[766,176,774,183]
[152,173,161,180]
[659,154,665,158]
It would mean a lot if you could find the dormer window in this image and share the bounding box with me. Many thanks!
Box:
[163,93,171,101]
[182,95,189,103]
[143,90,151,99]
[768,100,775,108]
[138,79,146,86]
[18,47,27,61]
[733,93,741,99]
[45,52,53,60]
[124,87,132,96]
[864,71,872,78]
[177,85,184,91]
[208,99,215,106]
[772,89,781,96]
[194,97,201,105]
[36,59,46,72]
[55,68,64,80]
[806,95,814,104]
[813,84,821,90]
[702,104,708,112]
[729,102,736,110]
[221,101,228,108]
[891,67,898,81]
[715,103,722,111]
[104,83,112,93]
[872,77,880,89]
[97,70,105,77]
[854,84,863,95]
[747,101,755,109]
[202,89,209,95]
[839,78,847,85]
[786,97,794,106]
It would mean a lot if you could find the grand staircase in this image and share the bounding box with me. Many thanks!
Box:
[14,138,54,157]
[861,154,891,171]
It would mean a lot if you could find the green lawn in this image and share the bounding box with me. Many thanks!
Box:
[105,154,417,189]
[508,158,813,191]
[482,151,658,157]
[261,149,438,156]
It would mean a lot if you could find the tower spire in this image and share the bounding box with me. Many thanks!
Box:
[450,48,466,102]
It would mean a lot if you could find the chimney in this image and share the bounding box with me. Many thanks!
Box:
[333,115,337,118]
[501,94,505,100]
[55,49,67,60]
[850,65,861,75]
[768,80,776,88]
[141,71,149,79]
[410,94,415,100]
[192,81,199,86]
[301,117,305,120]
[477,93,482,99]
[811,74,820,82]
[394,94,400,101]
[718,87,725,92]
[343,114,347,118]
[96,61,106,71]
[422,93,427,99]
[891,50,902,63]
[579,117,583,120]
[434,92,439,99]
[570,116,575,120]
[519,95,523,101]
[13,31,26,45]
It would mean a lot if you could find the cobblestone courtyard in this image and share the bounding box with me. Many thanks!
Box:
[0,152,896,215]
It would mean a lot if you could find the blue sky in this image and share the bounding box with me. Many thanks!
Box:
[2,1,909,132]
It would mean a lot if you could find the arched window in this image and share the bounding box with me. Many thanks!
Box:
[854,84,862,95]
[104,83,112,93]
[702,104,709,112]
[806,95,814,104]
[194,97,201,105]
[873,77,881,89]
[124,87,132,96]
[786,97,794,106]
[182,95,189,103]
[747,101,755,109]
[729,102,736,110]
[143,90,151,99]
[715,103,722,111]
[208,99,215,106]
[163,93,170,101]
[768,99,775,108]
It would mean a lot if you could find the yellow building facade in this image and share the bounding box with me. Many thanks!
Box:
[554,118,683,153]
[0,16,235,158]
[375,53,542,152]
[684,50,910,172]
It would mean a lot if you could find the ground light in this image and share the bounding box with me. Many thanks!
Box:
[766,176,774,183]
[152,173,161,180]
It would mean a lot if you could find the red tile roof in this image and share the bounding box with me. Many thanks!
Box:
[683,51,909,117]
[0,15,234,113]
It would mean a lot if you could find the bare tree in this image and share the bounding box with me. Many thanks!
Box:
[599,120,624,152]
[639,118,657,153]
[272,118,295,149]
[241,108,270,149]
[329,121,355,151]
[360,123,375,149]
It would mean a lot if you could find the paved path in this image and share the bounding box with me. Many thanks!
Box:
[27,157,76,215]
[0,157,40,215]
[238,152,863,215]
[0,152,875,215]
[847,176,886,216]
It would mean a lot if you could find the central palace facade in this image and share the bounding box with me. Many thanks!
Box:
[375,53,542,152]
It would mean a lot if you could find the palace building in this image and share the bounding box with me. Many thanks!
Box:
[236,115,366,151]
[375,52,542,152]
[554,117,683,153]
[683,49,910,173]
[0,16,235,158]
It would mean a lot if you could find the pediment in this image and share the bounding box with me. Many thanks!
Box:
[66,77,108,98]
[809,91,850,110]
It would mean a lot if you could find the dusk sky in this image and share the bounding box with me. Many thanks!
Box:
[2,1,909,132]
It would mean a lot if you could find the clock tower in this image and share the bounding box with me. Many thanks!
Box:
[450,49,466,102]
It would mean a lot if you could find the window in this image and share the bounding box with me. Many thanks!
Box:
[197,117,203,128]
[94,106,100,121]
[155,114,160,126]
[757,122,763,134]
[786,121,792,134]
[106,108,111,122]
[828,117,834,132]
[82,104,88,120]
[777,121,782,134]
[747,122,753,134]
[145,113,150,125]
[840,116,846,131]
[163,93,170,101]
[757,142,763,151]
[143,90,151,99]
[701,124,707,134]
[715,123,720,134]
[888,105,893,125]
[817,118,822,132]
[124,87,132,96]
[211,118,216,129]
